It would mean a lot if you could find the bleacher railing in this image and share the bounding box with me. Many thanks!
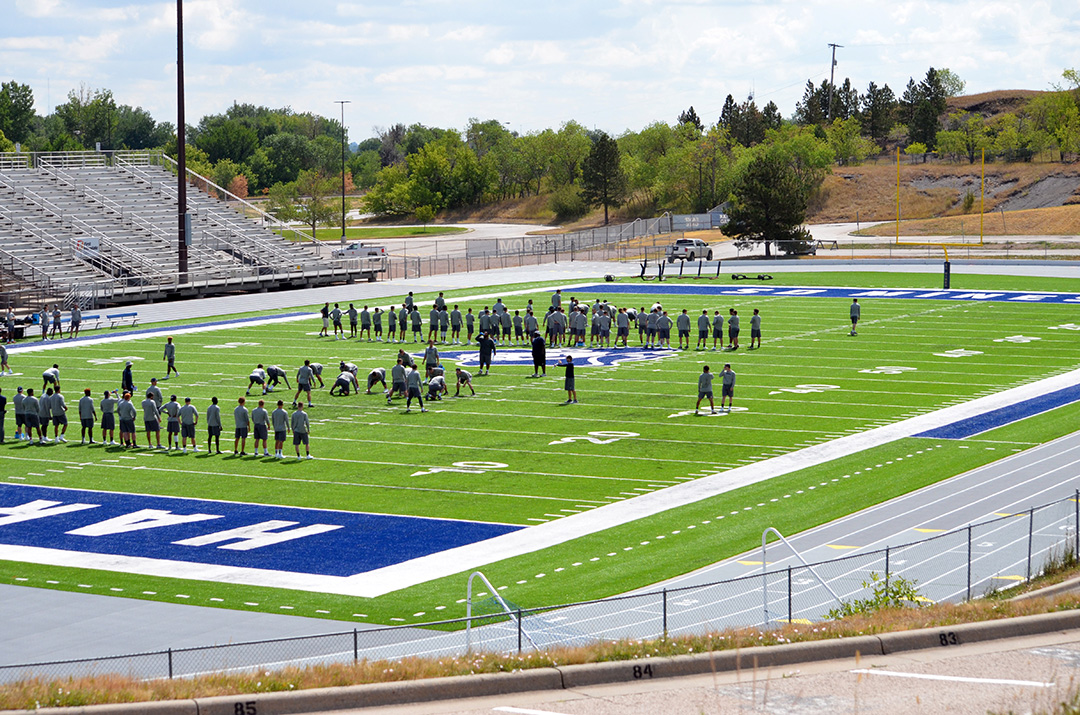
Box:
[1,490,1075,684]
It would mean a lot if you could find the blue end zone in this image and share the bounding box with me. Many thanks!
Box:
[916,384,1080,440]
[574,284,1080,305]
[0,485,521,577]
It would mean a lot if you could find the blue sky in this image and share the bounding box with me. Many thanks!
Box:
[2,0,1078,141]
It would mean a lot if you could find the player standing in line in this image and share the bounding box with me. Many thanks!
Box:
[750,309,762,349]
[12,386,24,441]
[498,309,511,345]
[614,307,629,348]
[372,307,383,342]
[712,310,725,351]
[292,402,312,459]
[559,355,577,404]
[50,387,68,443]
[120,360,136,395]
[398,304,409,342]
[388,358,407,403]
[436,292,447,311]
[179,397,199,453]
[465,307,475,343]
[68,305,81,339]
[524,309,538,343]
[366,367,387,394]
[142,390,162,449]
[850,298,860,335]
[423,340,440,379]
[0,342,9,375]
[477,332,496,376]
[696,365,716,414]
[251,399,270,457]
[78,388,96,444]
[147,377,163,409]
[427,304,440,342]
[677,309,692,350]
[38,306,47,341]
[439,307,450,344]
[271,400,289,458]
[233,396,250,455]
[385,305,396,343]
[720,363,736,412]
[404,291,415,312]
[319,302,330,337]
[727,308,740,350]
[294,360,314,408]
[410,305,423,342]
[117,391,136,448]
[37,387,52,442]
[163,337,179,379]
[100,389,117,445]
[42,364,60,393]
[50,305,62,340]
[696,310,710,350]
[206,396,222,454]
[477,308,490,339]
[530,331,547,377]
[657,310,674,348]
[551,289,562,312]
[360,305,372,341]
[454,367,475,396]
[644,307,658,348]
[246,364,268,395]
[330,303,344,340]
[347,304,358,338]
[161,395,181,450]
[451,305,463,344]
[23,389,39,442]
[4,307,14,345]
[266,365,290,393]
[589,310,600,348]
[405,365,426,413]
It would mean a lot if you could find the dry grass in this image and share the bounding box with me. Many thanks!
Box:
[810,161,1080,224]
[7,591,1080,710]
[857,204,1080,237]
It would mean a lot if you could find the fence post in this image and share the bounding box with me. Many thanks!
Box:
[517,609,523,653]
[972,524,980,600]
[1027,507,1035,581]
[884,546,890,598]
[353,628,358,663]
[787,566,792,624]
[662,588,668,638]
[167,648,173,679]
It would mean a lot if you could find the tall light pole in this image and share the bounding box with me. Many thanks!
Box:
[176,0,189,283]
[335,100,351,248]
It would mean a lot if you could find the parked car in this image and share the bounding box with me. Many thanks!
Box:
[665,238,713,263]
[331,242,387,259]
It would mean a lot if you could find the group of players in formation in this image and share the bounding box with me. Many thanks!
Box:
[0,286,822,458]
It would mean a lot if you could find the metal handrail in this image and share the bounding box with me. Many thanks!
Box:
[761,527,843,629]
[465,570,538,653]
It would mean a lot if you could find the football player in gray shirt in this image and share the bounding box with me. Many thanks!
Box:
[388,358,407,404]
[251,399,271,457]
[385,306,396,343]
[206,396,222,454]
[428,305,440,342]
[450,306,463,344]
[23,389,40,442]
[160,395,181,450]
[37,388,52,442]
[410,307,423,342]
[720,363,736,411]
[696,365,716,414]
[141,391,162,449]
[0,342,10,375]
[347,304,359,338]
[294,360,315,408]
[12,386,24,441]
[117,392,137,448]
[233,396,250,455]
[727,309,740,350]
[271,400,290,458]
[163,337,179,378]
[78,388,96,444]
[50,388,68,443]
[405,365,427,413]
[372,307,382,341]
[398,305,409,342]
[697,310,711,350]
[712,311,725,350]
[465,308,475,342]
[291,402,312,459]
[179,397,199,453]
[360,305,372,341]
[100,390,118,445]
[147,378,164,409]
[750,308,762,349]
[68,306,82,339]
[439,307,450,343]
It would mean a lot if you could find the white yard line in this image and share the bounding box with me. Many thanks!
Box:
[848,669,1053,687]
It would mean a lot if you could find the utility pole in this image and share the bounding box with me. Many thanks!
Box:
[176,0,189,284]
[827,43,843,122]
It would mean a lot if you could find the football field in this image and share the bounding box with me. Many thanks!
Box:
[2,271,1080,627]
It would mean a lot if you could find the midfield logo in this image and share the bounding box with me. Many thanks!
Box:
[422,347,678,367]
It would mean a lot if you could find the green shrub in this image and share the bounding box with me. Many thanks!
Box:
[549,186,587,223]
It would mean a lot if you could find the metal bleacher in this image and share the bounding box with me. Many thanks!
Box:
[0,150,383,309]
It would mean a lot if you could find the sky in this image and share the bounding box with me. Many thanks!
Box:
[3,0,1079,142]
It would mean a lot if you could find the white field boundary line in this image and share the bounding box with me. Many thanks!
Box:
[5,364,1076,599]
[848,669,1054,687]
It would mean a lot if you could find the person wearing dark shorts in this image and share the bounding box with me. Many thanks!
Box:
[720,363,736,411]
[477,333,496,376]
[78,388,96,444]
[50,387,68,443]
[727,309,740,350]
[0,387,6,443]
[850,298,860,336]
[291,402,312,459]
[206,396,222,454]
[163,337,179,378]
[141,391,162,449]
[271,400,289,458]
[179,397,199,453]
[23,389,40,442]
[750,308,762,349]
[251,399,270,457]
[530,332,547,377]
[696,365,716,414]
[233,396,250,455]
[100,390,117,445]
[117,392,136,447]
[559,355,577,404]
[12,386,24,441]
[697,310,710,350]
[405,365,426,413]
[161,395,181,450]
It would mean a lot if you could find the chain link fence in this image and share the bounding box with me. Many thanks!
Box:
[2,491,1077,683]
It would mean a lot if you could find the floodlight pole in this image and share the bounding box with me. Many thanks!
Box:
[176,0,189,284]
[826,43,842,121]
[335,100,351,248]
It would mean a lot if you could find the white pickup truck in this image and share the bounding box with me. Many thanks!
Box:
[665,238,713,263]
[331,242,387,259]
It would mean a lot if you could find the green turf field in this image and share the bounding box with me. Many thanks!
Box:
[1,272,1079,626]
